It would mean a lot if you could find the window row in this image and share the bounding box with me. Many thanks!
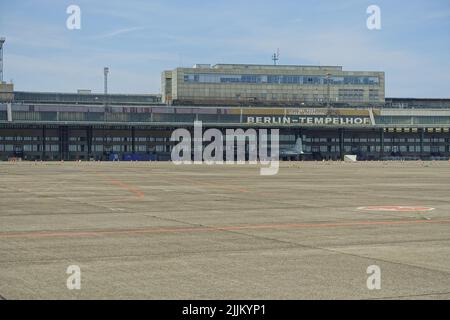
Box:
[302,145,449,153]
[0,144,59,152]
[184,74,380,85]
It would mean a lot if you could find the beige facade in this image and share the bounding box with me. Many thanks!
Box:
[0,82,14,102]
[162,64,385,106]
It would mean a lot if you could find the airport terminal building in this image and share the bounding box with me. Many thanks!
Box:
[1,64,450,161]
[162,64,385,107]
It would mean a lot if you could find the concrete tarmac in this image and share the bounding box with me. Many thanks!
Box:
[0,161,449,299]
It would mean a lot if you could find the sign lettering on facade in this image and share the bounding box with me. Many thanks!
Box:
[246,116,371,125]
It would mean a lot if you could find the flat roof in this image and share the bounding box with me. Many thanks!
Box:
[13,91,160,97]
[211,64,343,71]
[387,98,450,102]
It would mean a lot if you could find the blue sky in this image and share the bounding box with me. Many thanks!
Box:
[0,0,449,97]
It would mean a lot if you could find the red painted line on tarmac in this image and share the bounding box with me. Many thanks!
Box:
[107,178,145,199]
[1,218,449,239]
[93,172,145,199]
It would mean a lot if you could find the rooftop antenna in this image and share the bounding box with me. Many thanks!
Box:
[0,37,5,82]
[272,49,279,66]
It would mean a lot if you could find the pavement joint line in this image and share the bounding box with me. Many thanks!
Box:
[2,237,450,267]
[223,227,450,277]
[370,291,450,300]
[0,244,300,265]
[0,185,136,214]
[0,202,346,217]
[1,237,450,266]
[1,218,449,239]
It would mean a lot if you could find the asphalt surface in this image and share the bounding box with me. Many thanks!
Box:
[0,161,449,299]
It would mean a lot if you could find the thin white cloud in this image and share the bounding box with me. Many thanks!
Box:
[91,26,147,39]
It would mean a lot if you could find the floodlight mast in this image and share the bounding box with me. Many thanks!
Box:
[0,37,6,82]
[104,67,109,108]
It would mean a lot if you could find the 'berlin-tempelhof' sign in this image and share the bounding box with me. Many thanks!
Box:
[246,116,372,125]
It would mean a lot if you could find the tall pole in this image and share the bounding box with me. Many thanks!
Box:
[104,67,109,108]
[326,73,332,109]
[0,37,5,82]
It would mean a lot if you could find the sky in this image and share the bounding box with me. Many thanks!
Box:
[0,0,449,97]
